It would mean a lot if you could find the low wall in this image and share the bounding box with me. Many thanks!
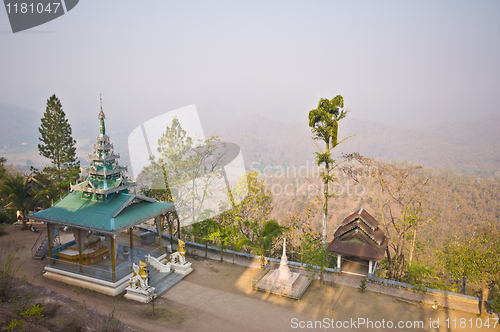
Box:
[138,225,338,272]
[368,275,490,305]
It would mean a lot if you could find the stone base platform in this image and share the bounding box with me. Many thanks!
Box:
[44,266,131,296]
[124,286,156,303]
[252,262,314,299]
[266,269,301,287]
[170,262,193,276]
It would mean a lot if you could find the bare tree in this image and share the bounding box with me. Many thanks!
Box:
[343,153,432,280]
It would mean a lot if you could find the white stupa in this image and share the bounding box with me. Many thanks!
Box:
[276,238,293,280]
[266,238,300,287]
[252,238,316,299]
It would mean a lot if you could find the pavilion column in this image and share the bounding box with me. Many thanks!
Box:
[111,235,115,281]
[46,223,53,266]
[168,213,173,249]
[337,254,342,270]
[129,228,134,249]
[369,260,373,274]
[157,215,163,247]
[177,218,180,239]
[77,229,83,272]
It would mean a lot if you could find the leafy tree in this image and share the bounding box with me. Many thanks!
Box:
[405,261,442,291]
[0,157,6,179]
[139,116,224,229]
[297,206,336,283]
[308,95,349,248]
[26,167,59,209]
[37,94,79,197]
[230,171,273,240]
[236,220,286,267]
[0,173,32,230]
[206,220,238,262]
[441,222,500,316]
[189,219,217,258]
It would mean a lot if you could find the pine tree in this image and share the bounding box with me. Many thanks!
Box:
[38,94,79,186]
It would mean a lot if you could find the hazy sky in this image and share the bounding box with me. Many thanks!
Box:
[1,0,499,134]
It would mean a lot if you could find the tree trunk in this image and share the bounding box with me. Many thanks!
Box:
[385,247,392,275]
[481,278,489,316]
[409,227,417,265]
[322,143,330,249]
[21,210,28,230]
[322,195,327,248]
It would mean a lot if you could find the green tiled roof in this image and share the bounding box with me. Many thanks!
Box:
[83,165,127,172]
[31,191,174,233]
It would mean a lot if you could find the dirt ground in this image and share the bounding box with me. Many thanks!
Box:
[1,224,499,332]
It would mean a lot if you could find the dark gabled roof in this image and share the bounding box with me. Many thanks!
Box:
[326,208,388,261]
[30,191,174,234]
[342,208,379,230]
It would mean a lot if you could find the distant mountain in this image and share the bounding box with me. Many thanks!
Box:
[211,113,500,175]
[2,102,499,175]
[0,103,41,150]
[0,103,97,168]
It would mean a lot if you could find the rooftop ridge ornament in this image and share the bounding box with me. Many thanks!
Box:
[99,93,106,135]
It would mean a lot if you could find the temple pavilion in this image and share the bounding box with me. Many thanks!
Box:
[30,104,175,296]
[326,208,388,276]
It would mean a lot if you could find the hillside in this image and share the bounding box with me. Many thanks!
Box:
[1,102,499,175]
[211,113,500,175]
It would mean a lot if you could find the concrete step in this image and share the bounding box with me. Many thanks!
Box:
[152,273,185,296]
[146,262,185,296]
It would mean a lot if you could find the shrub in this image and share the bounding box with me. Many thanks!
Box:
[0,210,16,224]
[358,279,367,292]
[57,305,85,332]
[98,310,121,332]
[42,300,60,318]
[4,318,24,332]
[0,240,24,302]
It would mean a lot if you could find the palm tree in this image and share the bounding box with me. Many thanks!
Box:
[236,220,286,267]
[0,173,32,230]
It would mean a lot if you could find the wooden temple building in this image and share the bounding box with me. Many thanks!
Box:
[326,208,388,276]
[30,105,174,296]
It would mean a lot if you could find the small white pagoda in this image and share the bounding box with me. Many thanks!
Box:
[251,238,313,299]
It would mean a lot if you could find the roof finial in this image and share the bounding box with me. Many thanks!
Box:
[98,93,105,120]
[98,93,106,135]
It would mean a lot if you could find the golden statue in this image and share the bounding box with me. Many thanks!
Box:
[129,260,149,289]
[169,240,186,264]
